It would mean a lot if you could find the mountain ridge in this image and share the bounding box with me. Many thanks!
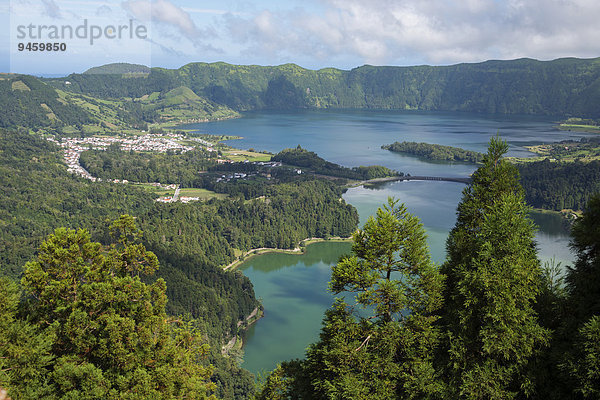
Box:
[46,56,600,117]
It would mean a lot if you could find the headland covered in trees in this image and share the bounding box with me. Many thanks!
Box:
[382,141,485,163]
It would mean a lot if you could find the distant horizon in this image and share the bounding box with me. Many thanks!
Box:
[11,55,600,78]
[4,0,600,76]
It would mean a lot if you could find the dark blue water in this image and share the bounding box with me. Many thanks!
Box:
[183,110,593,178]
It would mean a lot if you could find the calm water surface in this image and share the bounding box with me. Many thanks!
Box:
[182,110,580,375]
[184,109,593,177]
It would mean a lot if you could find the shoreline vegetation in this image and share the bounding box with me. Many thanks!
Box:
[556,117,600,134]
[531,208,581,226]
[222,306,264,357]
[221,236,353,271]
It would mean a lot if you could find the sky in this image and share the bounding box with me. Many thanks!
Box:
[2,0,600,76]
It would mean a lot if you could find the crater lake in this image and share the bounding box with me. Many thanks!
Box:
[182,109,585,374]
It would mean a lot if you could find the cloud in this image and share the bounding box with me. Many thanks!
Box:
[222,0,600,67]
[96,5,112,17]
[182,7,243,16]
[41,0,62,19]
[122,0,215,43]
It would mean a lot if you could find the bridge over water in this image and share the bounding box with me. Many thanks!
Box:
[353,175,472,187]
[397,175,472,184]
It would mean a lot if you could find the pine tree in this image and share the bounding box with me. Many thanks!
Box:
[278,198,446,399]
[3,216,217,400]
[439,136,549,399]
[0,277,55,399]
[562,195,600,398]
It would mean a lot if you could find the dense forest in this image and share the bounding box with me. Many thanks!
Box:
[255,138,600,400]
[46,57,600,117]
[0,218,219,399]
[272,146,398,180]
[518,159,600,211]
[0,130,359,399]
[382,141,485,163]
[79,146,219,186]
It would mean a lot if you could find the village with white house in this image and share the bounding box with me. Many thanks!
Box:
[47,133,206,202]
[47,133,287,203]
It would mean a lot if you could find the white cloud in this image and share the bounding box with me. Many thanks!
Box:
[181,7,243,16]
[221,0,600,67]
[41,0,62,18]
[95,5,112,16]
[123,0,209,40]
[121,0,225,59]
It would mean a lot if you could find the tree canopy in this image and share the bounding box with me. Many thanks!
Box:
[439,136,548,399]
[257,198,445,399]
[1,216,216,399]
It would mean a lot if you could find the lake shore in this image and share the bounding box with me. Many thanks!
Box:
[222,236,352,271]
[222,305,265,357]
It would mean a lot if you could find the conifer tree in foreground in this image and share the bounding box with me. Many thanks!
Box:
[0,215,216,400]
[562,195,600,398]
[257,198,445,399]
[439,136,548,399]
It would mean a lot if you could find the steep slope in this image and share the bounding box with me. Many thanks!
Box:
[47,57,600,117]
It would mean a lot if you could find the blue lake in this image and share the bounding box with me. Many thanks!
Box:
[182,110,584,375]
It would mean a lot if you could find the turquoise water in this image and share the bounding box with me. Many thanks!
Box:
[238,241,351,375]
[181,110,580,375]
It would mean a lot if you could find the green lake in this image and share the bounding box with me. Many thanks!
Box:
[238,180,573,375]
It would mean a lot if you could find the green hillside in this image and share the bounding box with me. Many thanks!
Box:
[47,57,600,117]
[84,62,150,75]
[138,85,240,122]
[0,75,92,130]
[0,74,238,133]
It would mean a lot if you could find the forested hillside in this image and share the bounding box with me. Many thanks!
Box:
[272,146,397,180]
[0,130,360,399]
[0,75,92,129]
[383,141,485,163]
[0,73,238,132]
[518,159,600,211]
[8,57,600,134]
[47,57,600,117]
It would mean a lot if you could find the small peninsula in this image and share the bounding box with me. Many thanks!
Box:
[382,141,484,163]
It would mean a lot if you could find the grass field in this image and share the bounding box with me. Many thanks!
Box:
[516,142,600,163]
[557,118,600,134]
[224,149,271,162]
[558,124,600,134]
[178,188,228,200]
